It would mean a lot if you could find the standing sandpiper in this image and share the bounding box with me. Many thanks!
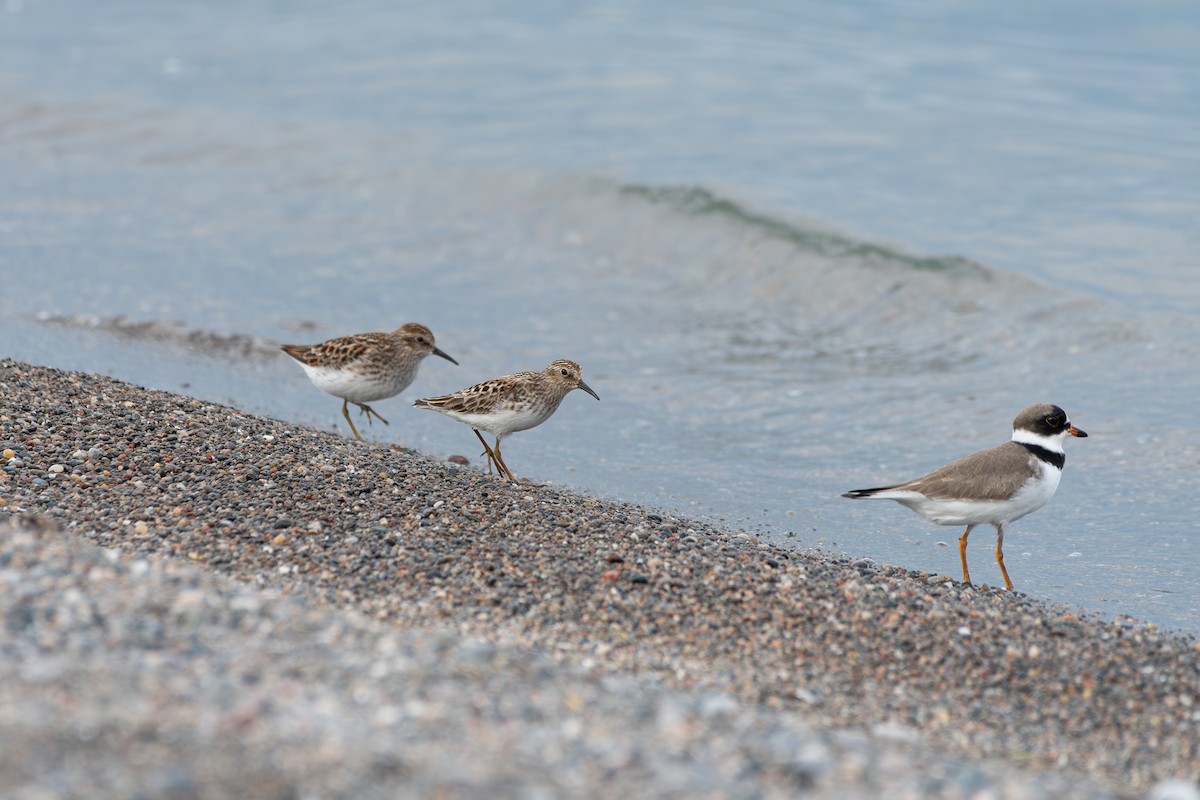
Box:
[842,403,1087,590]
[414,359,599,483]
[282,322,457,441]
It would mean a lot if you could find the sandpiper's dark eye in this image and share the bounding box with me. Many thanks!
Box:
[1045,414,1061,428]
[560,368,569,376]
[417,337,426,343]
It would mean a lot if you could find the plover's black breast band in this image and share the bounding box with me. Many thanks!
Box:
[1020,442,1065,470]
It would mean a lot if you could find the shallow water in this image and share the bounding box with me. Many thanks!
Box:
[2,0,1198,633]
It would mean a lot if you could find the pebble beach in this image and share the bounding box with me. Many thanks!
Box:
[1,358,1197,798]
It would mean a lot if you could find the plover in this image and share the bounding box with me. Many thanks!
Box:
[842,403,1087,590]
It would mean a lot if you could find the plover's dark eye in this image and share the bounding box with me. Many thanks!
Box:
[1045,414,1061,427]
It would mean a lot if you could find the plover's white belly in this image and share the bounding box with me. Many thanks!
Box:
[897,469,1062,527]
[302,364,410,403]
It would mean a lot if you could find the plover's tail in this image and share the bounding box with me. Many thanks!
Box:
[841,486,897,499]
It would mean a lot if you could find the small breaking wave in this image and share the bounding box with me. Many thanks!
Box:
[618,183,988,278]
[33,312,286,361]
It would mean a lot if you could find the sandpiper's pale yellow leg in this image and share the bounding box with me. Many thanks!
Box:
[342,399,364,441]
[356,403,389,427]
[492,438,518,484]
[473,429,500,474]
[994,525,1014,591]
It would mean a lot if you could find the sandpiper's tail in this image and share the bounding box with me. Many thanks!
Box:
[280,344,312,363]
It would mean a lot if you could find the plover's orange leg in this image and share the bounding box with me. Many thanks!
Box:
[994,524,1014,591]
[355,402,389,427]
[341,399,364,441]
[958,525,976,585]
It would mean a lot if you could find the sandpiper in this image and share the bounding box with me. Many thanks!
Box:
[842,403,1087,590]
[282,322,457,441]
[414,359,599,483]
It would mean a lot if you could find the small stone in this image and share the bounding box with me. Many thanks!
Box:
[3,449,15,460]
[48,464,65,474]
[447,454,469,465]
[273,518,293,529]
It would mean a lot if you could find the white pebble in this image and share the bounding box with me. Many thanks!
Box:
[48,464,65,473]
[1148,781,1200,800]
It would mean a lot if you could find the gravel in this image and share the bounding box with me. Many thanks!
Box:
[1,358,1198,799]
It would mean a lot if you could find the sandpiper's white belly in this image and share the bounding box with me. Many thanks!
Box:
[301,363,410,404]
[447,404,559,438]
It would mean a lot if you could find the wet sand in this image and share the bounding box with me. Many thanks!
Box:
[1,359,1197,799]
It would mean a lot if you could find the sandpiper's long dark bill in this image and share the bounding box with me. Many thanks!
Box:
[282,322,457,442]
[414,359,598,484]
[842,403,1087,591]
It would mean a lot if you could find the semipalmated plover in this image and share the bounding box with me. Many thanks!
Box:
[282,323,457,441]
[415,359,599,483]
[842,403,1087,590]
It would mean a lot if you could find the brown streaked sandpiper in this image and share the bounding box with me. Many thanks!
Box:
[414,358,599,483]
[282,322,457,441]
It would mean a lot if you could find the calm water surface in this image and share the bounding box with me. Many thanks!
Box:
[2,0,1198,633]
